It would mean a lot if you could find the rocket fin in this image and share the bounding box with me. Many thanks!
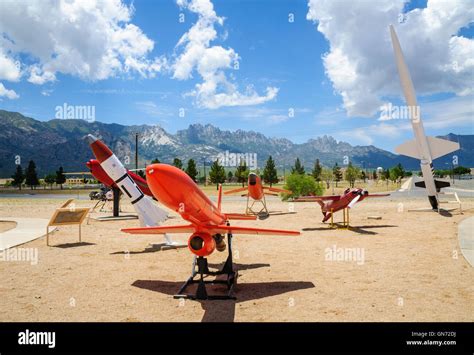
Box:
[415,179,451,191]
[426,136,460,160]
[134,196,168,227]
[395,137,460,160]
[395,139,420,159]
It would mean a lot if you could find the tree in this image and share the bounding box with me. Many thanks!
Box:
[283,173,324,200]
[389,163,405,184]
[312,159,322,181]
[372,170,378,180]
[25,160,40,189]
[44,173,56,189]
[209,159,226,189]
[151,158,160,164]
[227,171,233,182]
[345,162,361,188]
[383,168,390,186]
[291,158,305,175]
[262,156,278,187]
[173,158,183,170]
[235,160,249,187]
[55,166,66,190]
[453,166,470,178]
[11,165,24,190]
[333,163,342,187]
[185,159,198,182]
[137,170,146,179]
[320,168,333,189]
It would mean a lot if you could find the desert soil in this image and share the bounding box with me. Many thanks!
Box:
[0,196,472,322]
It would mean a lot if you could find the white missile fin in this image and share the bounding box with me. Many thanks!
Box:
[395,139,421,159]
[426,137,460,160]
[134,196,168,227]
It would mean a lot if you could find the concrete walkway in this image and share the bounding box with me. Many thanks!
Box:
[458,216,474,267]
[0,218,54,250]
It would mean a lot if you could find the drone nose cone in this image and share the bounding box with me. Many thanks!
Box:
[86,134,98,145]
[146,164,159,176]
[87,136,113,163]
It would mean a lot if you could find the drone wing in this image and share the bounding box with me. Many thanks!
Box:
[224,187,248,195]
[365,193,390,198]
[122,224,299,236]
[122,224,195,235]
[264,186,292,194]
[295,195,341,202]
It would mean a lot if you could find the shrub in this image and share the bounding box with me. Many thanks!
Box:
[282,173,324,201]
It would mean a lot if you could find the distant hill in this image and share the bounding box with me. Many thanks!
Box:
[0,109,472,177]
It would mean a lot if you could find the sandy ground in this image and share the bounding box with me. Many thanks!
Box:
[0,195,473,322]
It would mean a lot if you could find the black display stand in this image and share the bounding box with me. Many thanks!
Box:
[174,231,237,300]
[112,187,120,217]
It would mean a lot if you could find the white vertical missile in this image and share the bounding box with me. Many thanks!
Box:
[86,134,169,227]
[389,25,460,209]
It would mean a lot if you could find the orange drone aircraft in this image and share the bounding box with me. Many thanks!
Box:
[296,188,390,225]
[120,164,300,300]
[225,173,291,217]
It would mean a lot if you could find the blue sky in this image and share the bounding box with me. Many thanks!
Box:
[0,0,472,152]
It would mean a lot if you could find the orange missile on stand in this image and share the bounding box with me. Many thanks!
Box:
[121,164,300,300]
[225,173,291,217]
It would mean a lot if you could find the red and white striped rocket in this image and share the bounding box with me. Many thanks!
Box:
[86,134,173,238]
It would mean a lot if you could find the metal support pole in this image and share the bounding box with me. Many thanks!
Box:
[135,133,139,171]
[113,187,120,217]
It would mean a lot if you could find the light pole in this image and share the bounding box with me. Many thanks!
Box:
[451,162,455,185]
[202,158,207,186]
[135,133,139,170]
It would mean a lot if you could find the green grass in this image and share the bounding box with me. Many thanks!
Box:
[0,179,400,197]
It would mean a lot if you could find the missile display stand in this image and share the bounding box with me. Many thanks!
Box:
[329,208,350,229]
[246,194,269,219]
[408,192,462,214]
[174,229,237,300]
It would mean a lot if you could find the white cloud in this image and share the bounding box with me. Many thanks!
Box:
[0,0,164,85]
[136,101,173,118]
[173,0,278,109]
[336,94,474,145]
[28,65,56,85]
[307,0,474,117]
[0,49,21,82]
[338,122,411,145]
[41,89,53,97]
[422,95,474,130]
[0,82,19,99]
[267,114,290,124]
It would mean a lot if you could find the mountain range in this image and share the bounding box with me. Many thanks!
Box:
[0,109,472,177]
